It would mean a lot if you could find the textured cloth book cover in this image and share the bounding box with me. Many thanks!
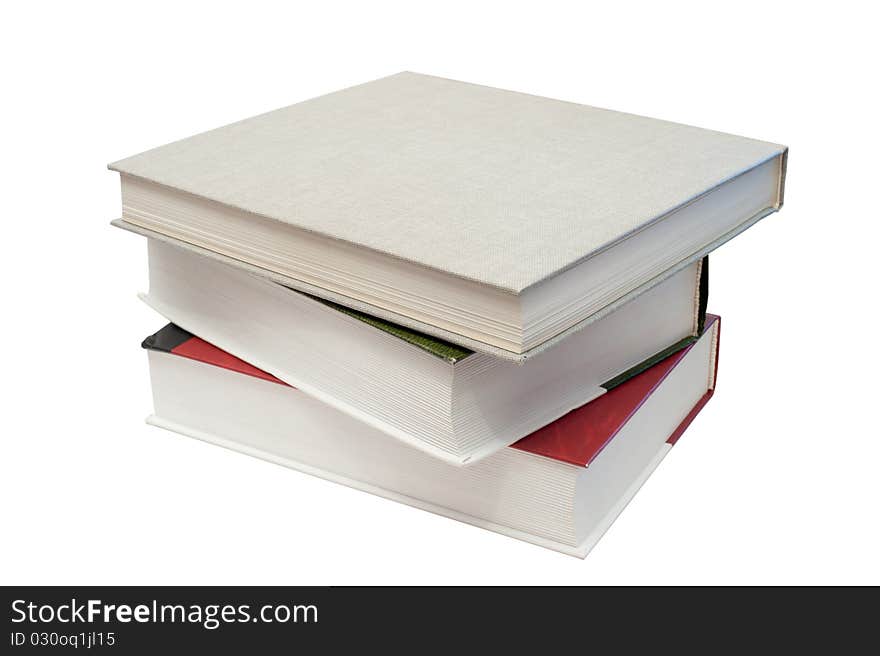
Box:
[111,72,785,293]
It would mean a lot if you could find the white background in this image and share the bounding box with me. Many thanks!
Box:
[2,1,877,585]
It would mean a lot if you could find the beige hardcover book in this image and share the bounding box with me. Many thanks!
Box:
[111,72,786,360]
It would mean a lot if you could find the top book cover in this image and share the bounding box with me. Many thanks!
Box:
[110,72,786,358]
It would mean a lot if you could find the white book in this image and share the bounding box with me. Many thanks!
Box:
[142,315,721,558]
[110,72,785,360]
[142,238,706,465]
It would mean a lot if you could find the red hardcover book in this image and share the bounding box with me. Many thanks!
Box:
[142,315,720,557]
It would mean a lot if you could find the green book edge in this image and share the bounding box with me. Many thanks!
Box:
[600,335,698,390]
[312,296,473,363]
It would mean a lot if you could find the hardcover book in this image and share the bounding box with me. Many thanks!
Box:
[142,314,721,557]
[111,72,784,359]
[142,238,708,464]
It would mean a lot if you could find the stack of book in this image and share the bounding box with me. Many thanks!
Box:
[110,72,787,557]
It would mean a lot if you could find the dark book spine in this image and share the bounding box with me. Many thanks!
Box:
[697,255,709,333]
[141,324,193,353]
